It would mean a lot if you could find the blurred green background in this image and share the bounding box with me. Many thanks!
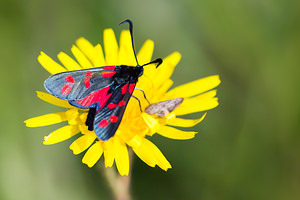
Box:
[1,0,299,199]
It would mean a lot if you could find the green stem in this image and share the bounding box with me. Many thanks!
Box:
[102,149,133,200]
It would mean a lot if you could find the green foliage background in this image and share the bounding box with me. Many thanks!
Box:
[0,0,299,199]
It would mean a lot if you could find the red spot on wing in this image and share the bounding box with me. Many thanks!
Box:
[129,83,135,94]
[118,100,126,107]
[109,115,118,123]
[107,103,117,109]
[66,75,75,84]
[103,66,115,70]
[85,71,92,77]
[102,71,116,78]
[61,84,72,95]
[74,86,112,108]
[99,119,109,128]
[121,83,129,94]
[84,78,91,88]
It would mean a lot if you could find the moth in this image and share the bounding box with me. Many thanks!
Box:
[144,98,184,117]
[44,19,162,141]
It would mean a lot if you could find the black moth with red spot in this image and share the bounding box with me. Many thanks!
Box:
[44,19,162,141]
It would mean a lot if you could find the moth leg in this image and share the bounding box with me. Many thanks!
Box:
[132,95,142,112]
[134,88,150,105]
[86,107,97,131]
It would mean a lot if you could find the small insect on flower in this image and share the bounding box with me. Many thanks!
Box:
[145,98,184,117]
[43,19,162,141]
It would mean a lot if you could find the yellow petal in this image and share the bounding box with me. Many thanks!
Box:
[65,108,82,125]
[157,126,197,140]
[118,30,136,66]
[128,136,171,170]
[143,139,171,171]
[114,137,129,176]
[82,141,103,167]
[132,147,156,167]
[94,44,106,67]
[57,52,82,70]
[36,91,74,108]
[43,125,80,145]
[176,98,219,116]
[24,112,67,127]
[166,75,221,98]
[129,136,156,167]
[104,29,118,65]
[38,52,67,74]
[137,72,156,93]
[164,113,176,121]
[79,112,88,120]
[155,79,173,101]
[152,52,181,86]
[190,89,218,100]
[76,37,98,67]
[70,132,97,155]
[71,45,93,69]
[174,90,219,115]
[141,113,160,135]
[103,139,115,167]
[137,40,154,66]
[167,113,207,127]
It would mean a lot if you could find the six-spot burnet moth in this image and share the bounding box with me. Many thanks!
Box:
[44,19,162,141]
[144,98,184,117]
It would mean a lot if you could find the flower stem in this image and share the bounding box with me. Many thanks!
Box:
[101,149,133,200]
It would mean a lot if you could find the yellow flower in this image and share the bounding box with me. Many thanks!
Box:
[25,28,220,176]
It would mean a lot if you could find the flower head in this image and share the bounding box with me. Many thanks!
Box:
[25,27,220,176]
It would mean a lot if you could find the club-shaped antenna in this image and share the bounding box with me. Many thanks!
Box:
[119,19,139,66]
[119,19,163,68]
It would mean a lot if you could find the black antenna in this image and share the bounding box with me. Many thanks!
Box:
[119,19,163,68]
[119,19,139,66]
[141,58,163,68]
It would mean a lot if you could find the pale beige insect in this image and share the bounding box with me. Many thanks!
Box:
[144,98,184,117]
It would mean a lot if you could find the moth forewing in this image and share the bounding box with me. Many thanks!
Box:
[144,98,184,117]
